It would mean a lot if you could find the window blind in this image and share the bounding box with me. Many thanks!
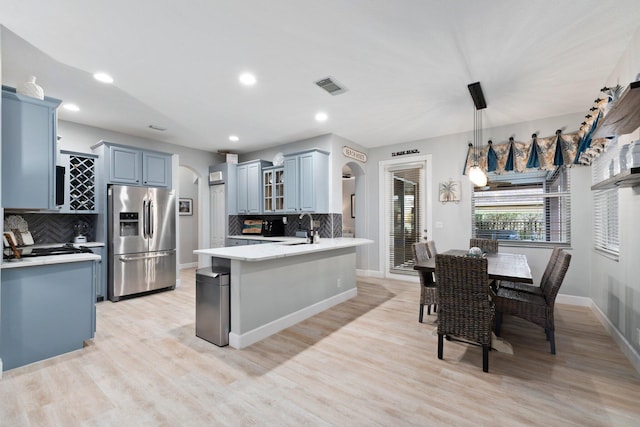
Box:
[592,139,620,257]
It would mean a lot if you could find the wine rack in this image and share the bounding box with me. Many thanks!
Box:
[69,154,96,211]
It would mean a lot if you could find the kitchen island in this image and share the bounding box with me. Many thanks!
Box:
[195,237,372,349]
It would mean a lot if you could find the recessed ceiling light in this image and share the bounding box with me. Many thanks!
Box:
[229,135,239,142]
[63,103,80,112]
[238,72,256,86]
[315,112,328,122]
[94,72,114,84]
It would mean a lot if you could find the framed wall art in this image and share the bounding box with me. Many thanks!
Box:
[439,180,461,203]
[179,198,193,215]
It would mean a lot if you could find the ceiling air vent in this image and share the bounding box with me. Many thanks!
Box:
[315,76,348,96]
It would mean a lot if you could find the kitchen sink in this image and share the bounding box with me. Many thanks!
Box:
[282,241,310,246]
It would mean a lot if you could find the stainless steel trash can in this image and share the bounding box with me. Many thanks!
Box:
[195,267,230,346]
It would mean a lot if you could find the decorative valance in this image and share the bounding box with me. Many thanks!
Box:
[463,96,613,175]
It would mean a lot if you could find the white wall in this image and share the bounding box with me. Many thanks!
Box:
[590,26,640,354]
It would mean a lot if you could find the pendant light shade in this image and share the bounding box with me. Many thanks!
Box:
[469,165,488,187]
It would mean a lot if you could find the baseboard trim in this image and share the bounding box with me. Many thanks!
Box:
[229,288,358,349]
[558,294,640,375]
[556,293,592,307]
[589,301,640,375]
[358,269,383,278]
[179,262,198,270]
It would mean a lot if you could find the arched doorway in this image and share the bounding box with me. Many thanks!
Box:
[342,161,365,236]
[178,165,201,269]
[342,161,366,269]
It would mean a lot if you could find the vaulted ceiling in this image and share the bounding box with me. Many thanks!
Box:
[2,0,640,153]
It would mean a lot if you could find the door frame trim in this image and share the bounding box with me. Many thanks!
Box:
[378,154,433,280]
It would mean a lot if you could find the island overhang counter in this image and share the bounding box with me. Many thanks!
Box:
[194,238,373,349]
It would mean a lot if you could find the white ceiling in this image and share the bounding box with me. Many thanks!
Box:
[2,0,640,154]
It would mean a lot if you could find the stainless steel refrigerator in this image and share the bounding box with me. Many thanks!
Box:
[107,185,176,301]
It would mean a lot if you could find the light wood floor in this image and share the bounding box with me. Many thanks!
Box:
[1,269,639,426]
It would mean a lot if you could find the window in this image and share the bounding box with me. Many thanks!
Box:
[591,139,620,257]
[471,167,571,244]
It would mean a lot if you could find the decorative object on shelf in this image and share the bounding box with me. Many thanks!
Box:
[619,143,630,172]
[439,180,461,203]
[627,140,640,169]
[601,84,623,114]
[273,152,284,166]
[179,198,193,215]
[466,82,488,187]
[17,75,44,100]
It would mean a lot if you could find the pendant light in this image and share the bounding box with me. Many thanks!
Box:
[467,82,488,187]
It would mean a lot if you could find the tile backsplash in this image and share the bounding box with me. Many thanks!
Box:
[230,213,342,238]
[4,213,98,244]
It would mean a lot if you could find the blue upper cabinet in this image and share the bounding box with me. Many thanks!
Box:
[283,149,329,213]
[110,145,142,185]
[93,141,172,188]
[283,156,299,212]
[2,86,62,209]
[143,151,172,187]
[236,160,271,214]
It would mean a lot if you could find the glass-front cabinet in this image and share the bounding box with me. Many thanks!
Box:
[263,167,284,212]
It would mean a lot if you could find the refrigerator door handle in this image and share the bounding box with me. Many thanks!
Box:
[118,251,175,262]
[149,201,154,238]
[143,200,150,238]
[142,200,146,238]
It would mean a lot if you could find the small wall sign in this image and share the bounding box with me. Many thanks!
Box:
[343,146,368,163]
[392,149,420,157]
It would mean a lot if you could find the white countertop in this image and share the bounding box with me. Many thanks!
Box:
[1,242,104,269]
[195,237,373,261]
[1,253,101,269]
[227,235,308,242]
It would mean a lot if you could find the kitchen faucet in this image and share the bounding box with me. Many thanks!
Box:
[299,212,314,239]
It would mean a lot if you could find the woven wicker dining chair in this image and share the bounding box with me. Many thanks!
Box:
[412,241,438,322]
[435,254,493,373]
[469,238,499,253]
[426,240,438,259]
[493,249,571,354]
[499,247,562,296]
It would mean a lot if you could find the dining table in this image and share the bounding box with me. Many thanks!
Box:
[412,249,533,284]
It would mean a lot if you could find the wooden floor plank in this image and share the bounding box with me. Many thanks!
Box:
[1,269,639,426]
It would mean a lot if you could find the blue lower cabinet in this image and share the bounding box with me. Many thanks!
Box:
[0,261,97,371]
